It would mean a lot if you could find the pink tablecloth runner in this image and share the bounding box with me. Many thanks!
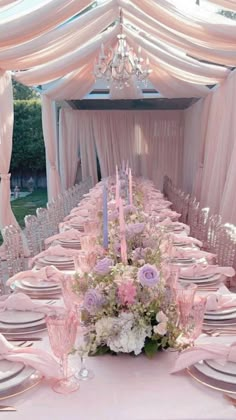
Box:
[1,333,235,420]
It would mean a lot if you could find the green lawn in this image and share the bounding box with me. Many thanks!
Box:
[11,189,48,228]
[0,189,48,244]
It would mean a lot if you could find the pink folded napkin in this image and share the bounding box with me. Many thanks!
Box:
[206,294,236,311]
[0,293,63,314]
[171,234,202,248]
[64,214,86,223]
[173,248,216,263]
[157,210,181,220]
[45,228,82,246]
[0,334,60,378]
[180,264,235,278]
[157,219,190,234]
[29,245,80,268]
[6,265,63,287]
[172,342,236,373]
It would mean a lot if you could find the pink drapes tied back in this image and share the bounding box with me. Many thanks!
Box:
[41,95,61,201]
[0,70,18,229]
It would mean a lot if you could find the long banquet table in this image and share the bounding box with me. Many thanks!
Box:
[2,180,236,419]
[1,334,236,420]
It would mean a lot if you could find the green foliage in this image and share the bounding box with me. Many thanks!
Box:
[144,338,159,358]
[10,99,46,174]
[12,80,39,100]
[218,9,236,20]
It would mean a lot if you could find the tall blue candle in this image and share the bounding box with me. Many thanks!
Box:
[103,181,108,249]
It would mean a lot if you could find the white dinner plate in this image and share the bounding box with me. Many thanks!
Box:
[179,274,221,284]
[0,310,45,325]
[12,281,61,295]
[0,366,35,394]
[179,274,215,281]
[205,307,236,316]
[0,361,25,383]
[0,323,47,336]
[206,359,236,376]
[204,311,236,321]
[44,256,74,264]
[194,361,236,385]
[21,279,60,290]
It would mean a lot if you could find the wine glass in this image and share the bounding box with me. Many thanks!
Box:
[177,282,197,330]
[46,311,79,394]
[187,296,207,344]
[75,326,94,381]
[74,251,97,274]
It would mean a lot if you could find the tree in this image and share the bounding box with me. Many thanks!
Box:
[12,80,39,100]
[10,100,46,182]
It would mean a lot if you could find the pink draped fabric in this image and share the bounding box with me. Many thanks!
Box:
[0,0,92,48]
[59,109,80,190]
[123,8,236,67]
[125,27,228,85]
[183,70,236,223]
[0,0,18,6]
[128,0,236,48]
[0,70,18,229]
[41,95,61,201]
[67,110,184,189]
[15,25,119,86]
[0,4,117,70]
[208,0,236,11]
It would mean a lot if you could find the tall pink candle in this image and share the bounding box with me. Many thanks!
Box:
[129,168,133,206]
[119,197,127,264]
[115,166,119,208]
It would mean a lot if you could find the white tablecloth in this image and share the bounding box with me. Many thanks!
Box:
[1,333,236,420]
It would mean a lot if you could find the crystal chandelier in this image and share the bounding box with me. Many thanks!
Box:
[94,9,152,90]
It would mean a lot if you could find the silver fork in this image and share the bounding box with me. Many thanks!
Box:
[0,405,16,412]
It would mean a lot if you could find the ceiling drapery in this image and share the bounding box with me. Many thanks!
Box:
[0,0,236,99]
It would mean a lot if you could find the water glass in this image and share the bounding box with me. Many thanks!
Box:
[177,282,197,330]
[74,251,97,273]
[75,328,95,381]
[46,311,79,394]
[80,234,97,252]
[187,296,207,343]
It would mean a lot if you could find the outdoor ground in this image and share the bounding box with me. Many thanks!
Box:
[0,189,47,245]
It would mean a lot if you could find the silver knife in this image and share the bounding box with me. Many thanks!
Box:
[0,405,17,411]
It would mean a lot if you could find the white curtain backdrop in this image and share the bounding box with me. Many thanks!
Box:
[183,69,236,223]
[41,95,61,201]
[59,110,184,189]
[0,70,18,229]
[59,108,80,190]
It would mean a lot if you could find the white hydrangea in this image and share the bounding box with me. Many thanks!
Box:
[107,312,151,355]
[95,317,114,344]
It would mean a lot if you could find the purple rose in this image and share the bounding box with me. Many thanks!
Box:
[124,205,137,216]
[126,223,145,239]
[138,264,160,288]
[93,257,114,276]
[108,210,119,222]
[132,247,151,261]
[83,289,103,314]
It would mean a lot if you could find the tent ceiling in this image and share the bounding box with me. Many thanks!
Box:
[67,97,199,110]
[1,0,236,101]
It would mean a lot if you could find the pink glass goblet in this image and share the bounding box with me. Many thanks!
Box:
[46,311,79,394]
[177,282,197,330]
[80,235,97,252]
[83,220,99,235]
[187,296,207,344]
[74,251,97,274]
[61,275,83,310]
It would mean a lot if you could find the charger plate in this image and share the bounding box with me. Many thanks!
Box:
[0,368,43,400]
[187,365,236,395]
[0,361,25,383]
